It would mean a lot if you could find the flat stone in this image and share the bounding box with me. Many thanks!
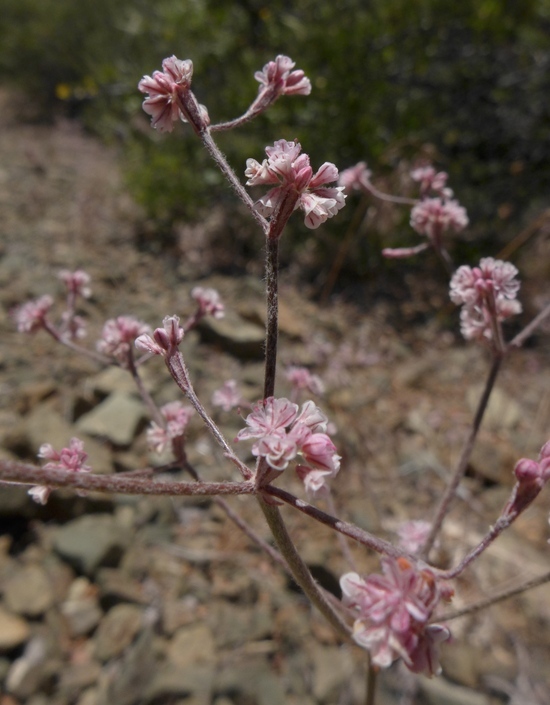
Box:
[420,677,490,705]
[94,604,144,661]
[0,607,30,650]
[311,644,355,702]
[167,624,216,668]
[198,310,264,359]
[4,564,55,617]
[75,392,147,446]
[61,578,102,637]
[53,514,133,575]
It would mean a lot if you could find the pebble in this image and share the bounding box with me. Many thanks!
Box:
[4,564,55,617]
[94,604,144,662]
[0,607,30,650]
[76,392,147,447]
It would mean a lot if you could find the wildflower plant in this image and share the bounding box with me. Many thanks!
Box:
[3,53,550,705]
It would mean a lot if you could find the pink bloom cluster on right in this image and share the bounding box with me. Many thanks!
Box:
[340,558,452,676]
[449,257,522,342]
[236,397,340,494]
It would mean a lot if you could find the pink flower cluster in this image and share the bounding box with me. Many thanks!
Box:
[12,295,53,334]
[449,257,522,342]
[236,397,340,493]
[410,166,451,198]
[340,558,452,675]
[30,438,92,505]
[212,380,245,412]
[147,402,194,454]
[135,315,185,356]
[97,316,151,362]
[410,197,468,241]
[338,161,372,193]
[254,55,311,101]
[138,56,209,133]
[285,366,325,397]
[58,269,92,299]
[245,140,346,230]
[191,286,225,319]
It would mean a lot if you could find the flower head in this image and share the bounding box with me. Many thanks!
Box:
[236,397,340,492]
[286,366,325,397]
[135,315,184,356]
[31,437,92,505]
[340,558,451,674]
[254,55,311,101]
[245,140,345,230]
[12,295,54,333]
[410,166,451,198]
[138,56,193,132]
[138,56,209,133]
[450,258,522,343]
[338,162,372,193]
[212,380,244,412]
[410,197,468,241]
[146,401,194,454]
[97,316,151,362]
[58,269,92,299]
[191,286,224,319]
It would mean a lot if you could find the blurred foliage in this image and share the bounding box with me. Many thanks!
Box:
[1,0,550,280]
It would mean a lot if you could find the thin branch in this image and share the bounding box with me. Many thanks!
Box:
[435,569,550,622]
[258,497,351,640]
[0,459,254,497]
[265,485,409,559]
[421,354,502,558]
[509,301,550,349]
[263,236,279,399]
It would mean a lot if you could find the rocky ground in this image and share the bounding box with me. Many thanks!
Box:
[0,86,550,705]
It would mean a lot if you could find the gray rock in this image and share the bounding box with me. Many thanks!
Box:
[145,662,215,705]
[198,310,265,359]
[61,577,103,637]
[214,657,285,705]
[94,603,144,662]
[53,513,133,575]
[4,564,55,617]
[0,606,30,650]
[420,677,490,705]
[167,624,216,668]
[76,392,147,446]
[311,644,355,702]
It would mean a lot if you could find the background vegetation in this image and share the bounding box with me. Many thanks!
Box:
[1,0,550,282]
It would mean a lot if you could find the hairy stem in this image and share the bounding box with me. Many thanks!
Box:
[258,497,351,640]
[264,236,279,398]
[0,459,254,497]
[422,354,502,558]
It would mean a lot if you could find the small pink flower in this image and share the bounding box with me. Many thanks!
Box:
[396,520,433,554]
[295,465,334,496]
[212,380,244,411]
[503,441,550,517]
[450,258,521,307]
[191,287,225,319]
[294,400,328,433]
[253,434,298,471]
[286,366,325,396]
[245,140,345,230]
[135,315,184,356]
[138,56,194,132]
[97,316,151,361]
[410,166,450,197]
[12,295,54,333]
[299,432,340,473]
[254,55,311,101]
[340,558,450,674]
[450,258,522,343]
[236,397,298,442]
[61,312,87,341]
[146,401,193,454]
[410,197,468,241]
[338,162,372,193]
[31,438,92,504]
[58,269,92,298]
